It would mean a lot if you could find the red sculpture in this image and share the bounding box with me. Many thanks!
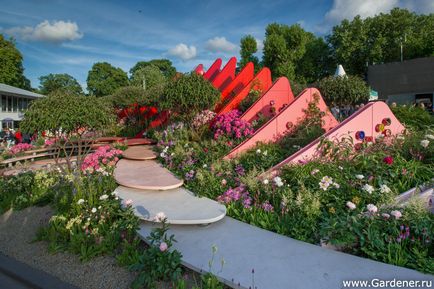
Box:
[211,57,237,91]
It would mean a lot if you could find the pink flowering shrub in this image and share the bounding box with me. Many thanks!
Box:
[9,143,34,155]
[211,110,254,140]
[192,110,216,129]
[81,145,123,174]
[44,138,56,147]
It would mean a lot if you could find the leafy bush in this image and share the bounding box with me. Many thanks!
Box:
[391,105,434,130]
[318,75,369,106]
[160,72,220,121]
[130,65,166,91]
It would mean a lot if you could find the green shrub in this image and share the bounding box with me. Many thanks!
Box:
[391,105,434,130]
[318,75,369,106]
[160,72,220,121]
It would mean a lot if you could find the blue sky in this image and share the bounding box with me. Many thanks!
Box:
[0,0,433,91]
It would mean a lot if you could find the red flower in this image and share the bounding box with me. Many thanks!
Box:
[383,156,393,165]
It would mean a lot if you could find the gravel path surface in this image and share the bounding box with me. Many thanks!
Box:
[0,206,136,289]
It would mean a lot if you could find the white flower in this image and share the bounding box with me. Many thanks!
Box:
[170,152,175,156]
[115,196,119,200]
[311,169,320,175]
[319,181,330,191]
[338,166,344,170]
[124,199,133,207]
[91,207,97,213]
[99,194,108,201]
[380,184,391,194]
[202,164,208,168]
[263,150,268,156]
[355,174,364,180]
[273,176,284,187]
[362,184,375,194]
[256,149,261,154]
[397,135,405,140]
[77,199,85,205]
[111,191,118,196]
[390,210,402,219]
[321,176,333,184]
[425,134,434,140]
[98,205,102,209]
[154,212,166,222]
[346,201,356,210]
[263,179,269,185]
[333,182,340,189]
[420,139,430,148]
[367,204,378,213]
[163,146,169,152]
[160,152,166,158]
[381,213,390,219]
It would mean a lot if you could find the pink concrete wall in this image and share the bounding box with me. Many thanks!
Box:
[224,88,338,159]
[240,77,295,123]
[219,62,254,105]
[263,101,406,177]
[204,58,222,81]
[194,64,204,75]
[217,67,272,115]
[211,57,237,91]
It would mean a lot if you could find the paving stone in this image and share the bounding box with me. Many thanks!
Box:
[122,146,157,160]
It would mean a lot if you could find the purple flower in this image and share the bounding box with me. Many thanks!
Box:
[261,201,274,212]
[235,164,246,176]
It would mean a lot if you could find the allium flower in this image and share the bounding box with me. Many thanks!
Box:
[362,184,375,194]
[159,242,168,252]
[380,184,391,194]
[355,174,364,180]
[91,207,97,213]
[273,176,284,187]
[77,199,85,205]
[420,139,430,148]
[124,199,133,207]
[390,210,402,219]
[346,201,356,210]
[154,212,166,222]
[263,179,269,185]
[367,204,378,213]
[99,194,108,201]
[383,156,393,165]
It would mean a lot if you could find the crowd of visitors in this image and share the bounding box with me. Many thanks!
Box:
[330,103,365,120]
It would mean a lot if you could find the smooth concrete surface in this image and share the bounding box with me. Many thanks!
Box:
[114,159,183,190]
[122,145,157,160]
[115,186,226,224]
[138,217,433,289]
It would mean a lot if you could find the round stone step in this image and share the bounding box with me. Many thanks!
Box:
[122,146,157,160]
[125,138,155,146]
[114,186,226,225]
[114,159,183,190]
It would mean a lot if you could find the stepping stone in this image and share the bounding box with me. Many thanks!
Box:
[122,146,157,160]
[114,186,226,225]
[125,138,155,146]
[114,159,183,190]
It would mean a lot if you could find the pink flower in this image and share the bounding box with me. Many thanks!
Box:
[390,210,402,219]
[367,204,378,214]
[383,156,393,165]
[124,199,133,207]
[159,242,168,252]
[346,201,356,210]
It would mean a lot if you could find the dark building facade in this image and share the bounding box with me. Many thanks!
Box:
[367,57,434,105]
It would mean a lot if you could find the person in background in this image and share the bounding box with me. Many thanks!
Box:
[15,128,22,144]
[6,129,15,148]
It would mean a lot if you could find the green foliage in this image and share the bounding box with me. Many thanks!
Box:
[391,105,434,130]
[131,217,182,289]
[318,75,369,105]
[130,65,166,90]
[107,86,148,108]
[0,34,31,89]
[130,59,176,79]
[239,35,260,71]
[161,72,220,121]
[38,73,83,95]
[328,8,434,76]
[87,62,128,96]
[20,92,116,136]
[238,88,261,113]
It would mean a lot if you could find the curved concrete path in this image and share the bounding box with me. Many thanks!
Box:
[114,159,183,190]
[115,186,226,225]
[122,146,157,160]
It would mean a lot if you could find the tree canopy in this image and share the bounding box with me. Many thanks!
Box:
[130,59,176,80]
[0,34,31,90]
[130,65,166,90]
[87,62,128,97]
[39,73,83,95]
[239,35,260,71]
[317,75,370,106]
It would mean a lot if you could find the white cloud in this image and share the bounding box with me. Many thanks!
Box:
[400,0,434,14]
[325,0,398,24]
[255,38,264,51]
[4,20,82,43]
[205,36,237,52]
[168,43,197,61]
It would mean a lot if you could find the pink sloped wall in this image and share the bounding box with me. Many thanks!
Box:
[240,77,295,123]
[204,58,222,81]
[194,64,204,75]
[219,62,254,105]
[211,57,237,91]
[217,67,272,115]
[263,101,406,177]
[224,88,338,159]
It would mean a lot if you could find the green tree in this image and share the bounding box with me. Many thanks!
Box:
[0,34,31,89]
[239,35,260,71]
[87,62,128,97]
[38,73,83,95]
[130,65,166,90]
[317,75,370,106]
[160,72,220,121]
[130,59,176,80]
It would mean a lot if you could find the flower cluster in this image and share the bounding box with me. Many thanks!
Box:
[44,138,56,147]
[318,176,339,191]
[192,110,216,129]
[211,110,254,140]
[217,186,252,209]
[9,143,34,155]
[81,145,123,174]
